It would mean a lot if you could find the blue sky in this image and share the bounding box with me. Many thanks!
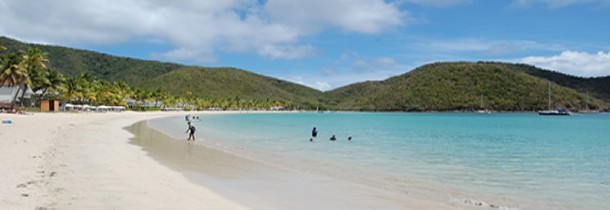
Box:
[2,0,610,90]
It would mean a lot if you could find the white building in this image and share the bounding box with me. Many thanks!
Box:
[0,85,33,107]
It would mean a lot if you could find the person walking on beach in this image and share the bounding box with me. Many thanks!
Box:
[186,122,196,141]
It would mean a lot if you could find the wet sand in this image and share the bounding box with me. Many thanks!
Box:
[1,111,492,210]
[0,112,250,210]
[131,119,474,210]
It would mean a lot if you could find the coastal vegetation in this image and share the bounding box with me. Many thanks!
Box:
[1,36,609,112]
[326,62,608,111]
[1,46,51,109]
[140,66,324,109]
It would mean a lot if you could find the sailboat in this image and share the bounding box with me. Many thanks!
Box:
[538,81,571,116]
[476,94,491,114]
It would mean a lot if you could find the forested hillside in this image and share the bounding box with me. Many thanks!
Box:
[1,36,324,108]
[0,37,181,86]
[513,63,610,102]
[142,66,324,107]
[2,36,608,111]
[326,62,608,111]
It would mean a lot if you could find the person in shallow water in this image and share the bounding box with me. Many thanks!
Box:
[330,135,337,141]
[185,122,196,141]
[312,127,318,138]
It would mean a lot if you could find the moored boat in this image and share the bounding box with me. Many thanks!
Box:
[538,81,571,116]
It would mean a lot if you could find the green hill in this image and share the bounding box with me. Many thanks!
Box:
[2,36,609,111]
[326,62,609,111]
[142,66,324,107]
[1,36,324,108]
[511,63,610,102]
[0,36,182,86]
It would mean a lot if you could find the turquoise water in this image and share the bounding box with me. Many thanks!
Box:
[149,112,610,209]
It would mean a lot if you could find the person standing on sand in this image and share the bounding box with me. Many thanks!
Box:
[185,122,196,141]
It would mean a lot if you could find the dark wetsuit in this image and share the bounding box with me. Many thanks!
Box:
[187,125,196,140]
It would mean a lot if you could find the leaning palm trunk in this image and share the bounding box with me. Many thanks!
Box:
[19,83,30,107]
[9,83,24,110]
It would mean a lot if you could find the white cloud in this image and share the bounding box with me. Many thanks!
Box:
[519,51,610,77]
[511,0,610,8]
[0,0,405,62]
[400,0,472,7]
[423,39,562,56]
[258,44,316,60]
[274,53,411,91]
[314,81,332,91]
[264,0,405,34]
[299,54,409,90]
[153,47,218,63]
[329,53,407,74]
[352,57,400,73]
[275,75,332,91]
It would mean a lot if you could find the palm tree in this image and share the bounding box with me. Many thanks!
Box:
[83,78,99,105]
[18,48,49,106]
[0,48,49,107]
[0,53,25,87]
[111,81,130,106]
[113,81,131,103]
[39,70,66,98]
[0,52,28,109]
[30,68,66,105]
[92,80,127,106]
[75,73,92,103]
[61,76,83,103]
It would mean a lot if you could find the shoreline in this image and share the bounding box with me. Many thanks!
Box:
[132,118,470,210]
[143,112,598,210]
[138,113,517,210]
[0,111,251,210]
[2,111,586,209]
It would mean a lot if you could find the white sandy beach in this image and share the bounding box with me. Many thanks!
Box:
[0,111,251,210]
[1,111,482,210]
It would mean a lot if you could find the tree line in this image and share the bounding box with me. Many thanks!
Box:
[324,62,609,111]
[0,46,293,111]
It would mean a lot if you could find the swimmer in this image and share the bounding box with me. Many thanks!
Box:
[312,127,318,138]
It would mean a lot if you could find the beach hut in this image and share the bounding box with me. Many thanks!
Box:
[40,100,60,112]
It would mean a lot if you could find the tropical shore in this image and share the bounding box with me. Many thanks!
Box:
[0,111,251,210]
[1,111,479,210]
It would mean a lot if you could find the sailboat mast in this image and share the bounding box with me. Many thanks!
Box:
[586,91,590,110]
[548,81,552,110]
